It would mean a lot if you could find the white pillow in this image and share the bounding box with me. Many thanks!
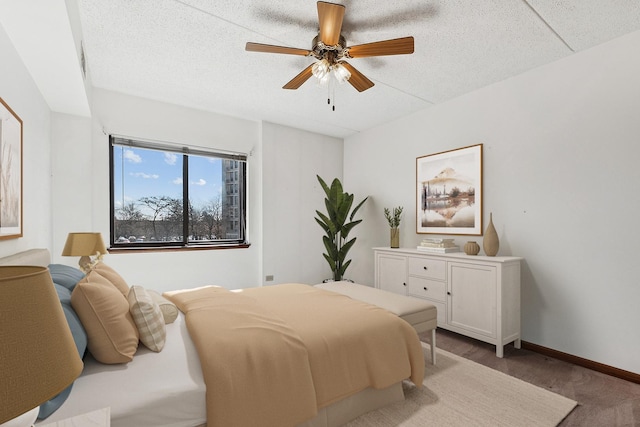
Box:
[148,289,179,324]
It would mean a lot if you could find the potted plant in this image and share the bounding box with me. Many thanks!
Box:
[384,206,403,248]
[315,175,368,281]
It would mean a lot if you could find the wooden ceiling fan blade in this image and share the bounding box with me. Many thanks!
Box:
[346,36,414,58]
[245,42,311,56]
[341,62,374,92]
[283,65,314,89]
[317,1,345,46]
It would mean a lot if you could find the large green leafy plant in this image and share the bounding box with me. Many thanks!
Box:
[315,175,368,281]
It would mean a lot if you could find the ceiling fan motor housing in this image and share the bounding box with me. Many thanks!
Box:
[312,34,347,61]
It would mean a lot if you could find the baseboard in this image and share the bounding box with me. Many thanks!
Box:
[522,341,640,385]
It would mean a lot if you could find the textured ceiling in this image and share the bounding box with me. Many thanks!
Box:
[9,1,640,138]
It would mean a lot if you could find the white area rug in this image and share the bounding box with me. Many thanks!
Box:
[346,345,577,426]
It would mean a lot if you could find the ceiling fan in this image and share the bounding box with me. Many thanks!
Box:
[245,1,414,93]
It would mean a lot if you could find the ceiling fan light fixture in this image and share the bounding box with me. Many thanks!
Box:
[317,73,331,86]
[312,59,350,86]
[333,62,351,84]
[312,58,330,80]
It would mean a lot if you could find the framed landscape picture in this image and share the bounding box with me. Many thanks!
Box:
[0,97,23,240]
[416,144,482,235]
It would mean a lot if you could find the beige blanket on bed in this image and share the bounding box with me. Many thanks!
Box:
[165,283,424,427]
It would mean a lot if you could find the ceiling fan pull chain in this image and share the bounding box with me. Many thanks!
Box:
[332,81,336,111]
[327,77,336,111]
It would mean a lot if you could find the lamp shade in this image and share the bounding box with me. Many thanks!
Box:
[61,232,107,257]
[0,266,83,424]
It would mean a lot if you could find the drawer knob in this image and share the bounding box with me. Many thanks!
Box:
[402,282,406,286]
[423,266,428,270]
[447,291,451,295]
[423,286,428,291]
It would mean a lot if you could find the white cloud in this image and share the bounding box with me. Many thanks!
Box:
[173,177,183,185]
[164,153,177,165]
[191,178,207,186]
[124,149,142,163]
[130,172,159,179]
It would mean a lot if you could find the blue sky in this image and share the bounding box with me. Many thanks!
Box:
[113,146,223,215]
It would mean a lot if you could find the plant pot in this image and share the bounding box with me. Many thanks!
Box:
[390,228,399,248]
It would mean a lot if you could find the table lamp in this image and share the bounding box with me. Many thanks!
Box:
[0,266,83,427]
[62,232,108,272]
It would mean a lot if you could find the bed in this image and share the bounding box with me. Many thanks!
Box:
[2,249,425,427]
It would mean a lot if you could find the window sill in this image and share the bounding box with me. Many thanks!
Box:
[107,243,250,254]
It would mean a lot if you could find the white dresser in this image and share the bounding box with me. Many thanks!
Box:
[374,247,523,357]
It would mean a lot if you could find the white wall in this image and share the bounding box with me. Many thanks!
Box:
[262,122,343,285]
[0,24,52,257]
[51,112,92,259]
[344,30,640,374]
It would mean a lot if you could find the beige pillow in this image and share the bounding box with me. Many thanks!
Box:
[71,274,139,364]
[92,262,129,295]
[148,289,179,324]
[128,286,166,352]
[81,269,116,289]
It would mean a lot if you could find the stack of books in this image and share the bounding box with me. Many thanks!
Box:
[417,238,460,253]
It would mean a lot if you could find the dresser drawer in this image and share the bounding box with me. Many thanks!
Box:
[408,256,446,280]
[407,276,446,302]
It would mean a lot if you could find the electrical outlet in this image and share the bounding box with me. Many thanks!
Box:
[265,275,274,281]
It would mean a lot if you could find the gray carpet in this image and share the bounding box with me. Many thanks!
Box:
[346,344,577,426]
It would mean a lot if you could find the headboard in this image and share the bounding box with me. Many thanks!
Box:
[0,248,51,267]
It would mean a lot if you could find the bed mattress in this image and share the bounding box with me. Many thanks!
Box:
[37,313,207,427]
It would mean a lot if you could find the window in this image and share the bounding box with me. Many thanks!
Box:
[109,136,247,249]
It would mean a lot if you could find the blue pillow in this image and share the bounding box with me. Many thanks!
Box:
[53,284,88,356]
[48,264,85,291]
[38,386,73,420]
[38,283,87,420]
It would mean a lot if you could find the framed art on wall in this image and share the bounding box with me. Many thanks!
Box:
[416,144,482,235]
[0,97,23,240]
